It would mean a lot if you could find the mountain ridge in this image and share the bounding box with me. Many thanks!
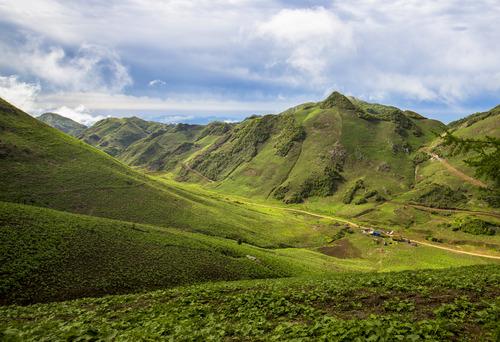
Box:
[38,112,87,137]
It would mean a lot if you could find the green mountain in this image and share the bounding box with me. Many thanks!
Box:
[77,92,446,205]
[79,116,169,157]
[0,97,337,248]
[37,112,87,137]
[185,92,446,203]
[406,105,500,209]
[80,117,233,171]
[1,96,500,341]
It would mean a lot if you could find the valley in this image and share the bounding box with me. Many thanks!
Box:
[2,93,500,340]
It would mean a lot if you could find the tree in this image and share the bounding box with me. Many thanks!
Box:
[441,132,500,207]
[441,132,500,187]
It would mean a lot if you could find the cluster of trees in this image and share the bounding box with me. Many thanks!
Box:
[442,132,499,206]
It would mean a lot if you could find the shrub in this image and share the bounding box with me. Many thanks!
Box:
[414,184,467,209]
[342,179,365,204]
[449,217,498,236]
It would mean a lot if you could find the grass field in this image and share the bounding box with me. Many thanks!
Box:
[0,201,341,304]
[0,98,344,248]
[1,265,499,341]
[1,199,495,305]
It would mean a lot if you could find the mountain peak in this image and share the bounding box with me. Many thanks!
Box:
[320,91,356,110]
[38,112,87,137]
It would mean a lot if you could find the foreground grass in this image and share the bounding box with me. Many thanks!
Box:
[1,265,499,341]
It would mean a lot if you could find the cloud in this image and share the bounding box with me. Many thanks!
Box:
[0,75,40,112]
[38,91,293,113]
[0,37,132,92]
[255,7,354,84]
[148,79,166,87]
[0,74,104,124]
[0,0,499,122]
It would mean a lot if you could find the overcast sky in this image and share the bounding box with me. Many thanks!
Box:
[0,0,499,125]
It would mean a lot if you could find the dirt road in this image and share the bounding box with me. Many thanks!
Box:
[411,239,500,260]
[427,152,487,188]
[243,201,500,260]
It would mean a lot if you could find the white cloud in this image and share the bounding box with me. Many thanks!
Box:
[0,0,499,120]
[148,79,166,87]
[38,91,293,113]
[0,75,104,124]
[0,38,132,93]
[0,75,40,112]
[255,7,354,84]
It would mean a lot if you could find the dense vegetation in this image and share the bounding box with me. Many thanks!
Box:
[413,184,468,209]
[446,217,499,236]
[39,91,448,204]
[0,98,340,248]
[1,265,499,341]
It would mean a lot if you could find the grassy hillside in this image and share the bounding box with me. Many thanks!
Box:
[56,92,445,205]
[408,105,500,210]
[37,113,87,137]
[2,265,499,340]
[185,92,445,204]
[0,201,343,304]
[80,117,229,172]
[3,201,491,305]
[0,97,344,248]
[79,116,169,156]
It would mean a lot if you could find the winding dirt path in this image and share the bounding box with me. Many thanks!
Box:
[427,151,487,188]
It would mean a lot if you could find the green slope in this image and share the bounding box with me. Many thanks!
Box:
[71,92,445,205]
[194,92,445,203]
[0,97,340,248]
[408,105,500,209]
[79,116,168,156]
[2,265,499,341]
[80,117,236,172]
[0,201,340,304]
[37,112,87,137]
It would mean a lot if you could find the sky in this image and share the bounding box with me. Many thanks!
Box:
[0,0,499,125]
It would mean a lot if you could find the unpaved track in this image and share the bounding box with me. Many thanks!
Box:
[405,203,500,219]
[242,201,500,260]
[427,152,488,188]
[410,239,500,260]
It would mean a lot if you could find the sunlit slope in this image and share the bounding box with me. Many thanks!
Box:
[80,118,231,172]
[407,105,500,209]
[0,98,336,247]
[196,92,445,203]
